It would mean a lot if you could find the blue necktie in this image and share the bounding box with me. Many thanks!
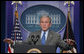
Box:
[41,32,46,45]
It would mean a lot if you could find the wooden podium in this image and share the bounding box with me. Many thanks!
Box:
[14,42,56,53]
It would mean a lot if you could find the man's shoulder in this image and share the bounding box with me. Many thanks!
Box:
[49,30,60,37]
[49,30,59,34]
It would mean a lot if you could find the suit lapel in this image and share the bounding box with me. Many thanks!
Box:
[36,30,53,45]
[45,30,53,45]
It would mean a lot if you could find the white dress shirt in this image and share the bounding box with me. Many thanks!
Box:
[41,30,49,41]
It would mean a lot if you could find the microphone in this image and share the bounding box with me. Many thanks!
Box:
[31,35,34,44]
[28,35,34,45]
[36,35,40,42]
[31,35,40,45]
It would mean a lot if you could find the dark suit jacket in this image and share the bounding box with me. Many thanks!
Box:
[24,30,72,50]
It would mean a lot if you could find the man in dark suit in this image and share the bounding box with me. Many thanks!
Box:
[25,16,73,50]
[4,15,74,52]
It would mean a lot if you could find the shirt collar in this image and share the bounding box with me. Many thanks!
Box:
[41,30,49,40]
[42,29,49,33]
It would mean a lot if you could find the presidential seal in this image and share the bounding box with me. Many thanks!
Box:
[27,48,42,53]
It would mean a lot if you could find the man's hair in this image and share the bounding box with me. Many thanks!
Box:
[40,16,51,23]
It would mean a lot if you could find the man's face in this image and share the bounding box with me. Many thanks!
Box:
[40,17,51,31]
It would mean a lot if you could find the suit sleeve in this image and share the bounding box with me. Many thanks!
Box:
[11,32,34,48]
[57,34,73,50]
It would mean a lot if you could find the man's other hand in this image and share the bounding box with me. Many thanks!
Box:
[64,39,75,46]
[3,38,14,44]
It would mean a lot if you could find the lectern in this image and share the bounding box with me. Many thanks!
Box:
[14,42,56,53]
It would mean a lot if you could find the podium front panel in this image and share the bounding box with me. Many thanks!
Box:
[14,43,56,53]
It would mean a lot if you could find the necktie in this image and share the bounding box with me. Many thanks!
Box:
[41,31,46,45]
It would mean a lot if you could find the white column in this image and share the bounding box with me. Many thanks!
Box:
[26,15,28,24]
[54,15,55,24]
[33,15,35,24]
[56,15,58,24]
[36,16,39,24]
[28,16,30,24]
[58,14,61,24]
[31,15,32,24]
